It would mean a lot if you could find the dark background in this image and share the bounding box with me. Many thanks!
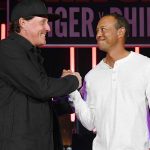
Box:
[1,0,150,149]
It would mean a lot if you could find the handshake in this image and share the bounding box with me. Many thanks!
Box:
[61,69,82,89]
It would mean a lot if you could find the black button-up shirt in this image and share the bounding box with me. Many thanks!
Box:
[0,32,79,150]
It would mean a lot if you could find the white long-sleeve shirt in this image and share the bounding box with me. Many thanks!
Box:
[69,51,150,150]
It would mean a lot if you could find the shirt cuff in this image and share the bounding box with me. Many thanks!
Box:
[69,90,81,102]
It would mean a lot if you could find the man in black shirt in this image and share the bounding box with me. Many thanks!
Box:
[0,0,81,150]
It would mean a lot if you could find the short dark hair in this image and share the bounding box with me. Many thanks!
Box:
[9,16,34,33]
[103,13,130,40]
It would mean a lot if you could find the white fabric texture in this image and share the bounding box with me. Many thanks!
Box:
[69,51,150,150]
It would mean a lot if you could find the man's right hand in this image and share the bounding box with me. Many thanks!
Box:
[61,69,82,89]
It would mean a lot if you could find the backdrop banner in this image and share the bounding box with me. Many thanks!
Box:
[10,1,150,45]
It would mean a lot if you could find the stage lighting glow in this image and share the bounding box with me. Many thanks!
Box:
[1,23,6,40]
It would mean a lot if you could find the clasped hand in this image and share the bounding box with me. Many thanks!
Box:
[61,69,82,89]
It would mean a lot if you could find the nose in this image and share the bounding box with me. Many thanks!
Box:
[96,29,103,40]
[46,22,51,32]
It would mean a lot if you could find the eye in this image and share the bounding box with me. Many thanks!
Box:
[39,21,44,26]
[96,27,106,33]
[40,19,47,26]
[101,28,106,32]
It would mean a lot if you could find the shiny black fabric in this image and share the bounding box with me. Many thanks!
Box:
[0,32,79,150]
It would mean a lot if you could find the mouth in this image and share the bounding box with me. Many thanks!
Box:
[41,33,46,39]
[97,36,105,41]
[97,39,105,44]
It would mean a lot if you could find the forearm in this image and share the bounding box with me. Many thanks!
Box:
[69,90,95,131]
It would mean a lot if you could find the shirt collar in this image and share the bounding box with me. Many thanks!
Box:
[101,51,133,69]
[9,32,35,51]
[8,32,43,64]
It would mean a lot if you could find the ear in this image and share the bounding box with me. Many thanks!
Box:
[18,18,27,29]
[117,27,126,38]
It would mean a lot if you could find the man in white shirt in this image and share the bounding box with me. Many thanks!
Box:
[69,13,150,150]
